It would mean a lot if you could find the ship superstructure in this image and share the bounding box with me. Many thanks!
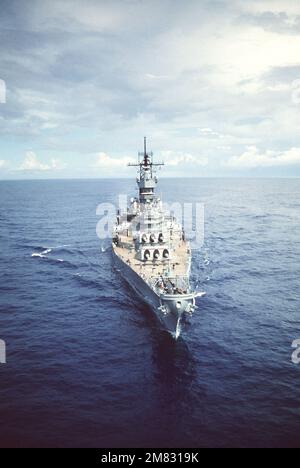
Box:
[112,138,196,338]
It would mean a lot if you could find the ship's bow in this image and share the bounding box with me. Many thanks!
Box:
[158,293,196,339]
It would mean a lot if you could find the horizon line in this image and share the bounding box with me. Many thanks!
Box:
[0,175,300,182]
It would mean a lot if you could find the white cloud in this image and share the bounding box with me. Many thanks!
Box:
[19,151,64,171]
[227,145,300,168]
[50,158,65,170]
[29,0,172,35]
[2,1,300,178]
[93,152,135,169]
[93,150,208,171]
[144,73,171,81]
[236,0,300,17]
[0,79,6,104]
[161,151,208,167]
[0,160,6,169]
[199,128,227,138]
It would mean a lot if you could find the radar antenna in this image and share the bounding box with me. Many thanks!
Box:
[128,137,164,174]
[128,137,164,203]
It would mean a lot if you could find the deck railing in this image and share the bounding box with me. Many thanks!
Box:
[150,275,191,295]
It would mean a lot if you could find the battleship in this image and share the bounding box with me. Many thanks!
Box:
[112,138,197,338]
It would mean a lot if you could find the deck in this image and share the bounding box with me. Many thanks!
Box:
[113,234,191,281]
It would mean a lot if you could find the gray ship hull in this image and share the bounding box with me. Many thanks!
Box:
[112,248,195,338]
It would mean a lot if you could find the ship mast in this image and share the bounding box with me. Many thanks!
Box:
[128,137,164,203]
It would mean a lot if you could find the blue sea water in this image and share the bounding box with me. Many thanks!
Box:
[0,178,300,448]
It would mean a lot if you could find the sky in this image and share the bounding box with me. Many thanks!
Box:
[1,0,300,179]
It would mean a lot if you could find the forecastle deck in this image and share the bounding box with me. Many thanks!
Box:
[112,232,191,281]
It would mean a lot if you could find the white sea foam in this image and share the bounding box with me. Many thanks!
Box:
[32,247,52,258]
[196,291,206,298]
[51,244,72,249]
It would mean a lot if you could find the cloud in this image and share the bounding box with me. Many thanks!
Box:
[227,145,300,168]
[93,150,208,172]
[200,128,214,134]
[199,128,227,138]
[161,151,208,167]
[93,152,135,169]
[0,160,6,169]
[0,79,6,103]
[1,1,300,178]
[236,0,300,17]
[19,151,64,171]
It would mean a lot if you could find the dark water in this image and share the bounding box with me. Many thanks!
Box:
[0,178,300,448]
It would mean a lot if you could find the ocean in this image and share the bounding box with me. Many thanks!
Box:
[0,178,299,448]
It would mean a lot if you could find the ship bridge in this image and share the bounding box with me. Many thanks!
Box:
[128,137,164,204]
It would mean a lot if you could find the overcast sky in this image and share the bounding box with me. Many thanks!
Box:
[1,0,300,179]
